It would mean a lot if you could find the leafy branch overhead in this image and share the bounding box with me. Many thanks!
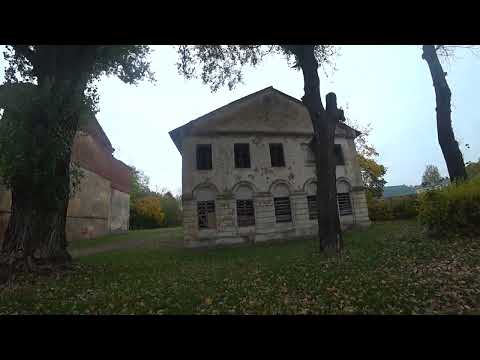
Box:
[344,118,386,198]
[176,45,337,92]
[0,45,156,276]
[2,45,155,112]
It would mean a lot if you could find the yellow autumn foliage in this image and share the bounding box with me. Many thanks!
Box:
[131,196,165,229]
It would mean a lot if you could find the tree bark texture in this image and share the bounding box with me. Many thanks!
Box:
[422,45,467,182]
[0,81,82,279]
[296,45,342,256]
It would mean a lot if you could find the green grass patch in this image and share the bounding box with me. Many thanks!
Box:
[68,226,183,252]
[2,221,480,314]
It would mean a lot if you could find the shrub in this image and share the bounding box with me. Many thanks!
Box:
[368,195,419,221]
[130,196,166,230]
[418,177,480,237]
[158,192,182,226]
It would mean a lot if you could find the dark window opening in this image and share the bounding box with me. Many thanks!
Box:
[234,143,251,168]
[270,143,285,167]
[236,199,255,227]
[197,200,216,229]
[274,197,292,223]
[335,144,345,166]
[307,195,317,220]
[308,193,353,218]
[337,193,353,216]
[196,144,212,170]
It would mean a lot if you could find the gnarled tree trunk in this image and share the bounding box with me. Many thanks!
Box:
[422,45,467,182]
[0,138,75,278]
[0,81,81,280]
[2,185,71,274]
[297,45,343,256]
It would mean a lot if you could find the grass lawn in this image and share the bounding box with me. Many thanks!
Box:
[1,220,479,314]
[68,226,183,255]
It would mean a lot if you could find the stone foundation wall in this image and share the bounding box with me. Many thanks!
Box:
[351,189,371,227]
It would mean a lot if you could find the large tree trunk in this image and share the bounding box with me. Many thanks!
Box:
[0,81,81,280]
[422,45,467,182]
[297,46,342,256]
[0,142,74,278]
[2,186,71,273]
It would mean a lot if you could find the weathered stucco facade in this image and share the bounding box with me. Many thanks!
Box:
[170,87,370,247]
[0,118,131,244]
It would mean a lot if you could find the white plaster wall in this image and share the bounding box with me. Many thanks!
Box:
[182,132,370,247]
[178,88,370,246]
[109,189,130,233]
[182,133,363,197]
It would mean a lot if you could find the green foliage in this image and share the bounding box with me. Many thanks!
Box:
[368,195,419,221]
[418,177,480,237]
[2,221,480,314]
[69,163,85,199]
[0,83,81,204]
[129,166,181,229]
[130,196,166,230]
[344,119,387,198]
[129,166,151,203]
[466,158,480,179]
[130,192,182,230]
[422,164,442,186]
[0,46,154,197]
[358,155,387,198]
[159,192,182,227]
[176,45,336,92]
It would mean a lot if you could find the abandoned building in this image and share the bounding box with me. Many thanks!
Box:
[0,116,131,244]
[169,86,370,247]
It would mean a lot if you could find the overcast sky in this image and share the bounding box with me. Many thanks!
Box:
[1,45,479,195]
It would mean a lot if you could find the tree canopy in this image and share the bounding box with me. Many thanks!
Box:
[422,165,442,186]
[344,119,387,198]
[0,45,155,275]
[176,45,336,92]
[466,158,480,179]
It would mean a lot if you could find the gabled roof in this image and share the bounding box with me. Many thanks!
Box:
[169,86,361,154]
[78,109,115,153]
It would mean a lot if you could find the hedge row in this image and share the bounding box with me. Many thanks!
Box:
[368,195,419,221]
[418,177,480,237]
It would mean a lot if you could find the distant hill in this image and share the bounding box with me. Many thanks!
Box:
[383,185,417,198]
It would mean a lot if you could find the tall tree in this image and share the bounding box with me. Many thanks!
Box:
[344,119,387,198]
[422,164,442,186]
[176,45,344,255]
[0,46,153,276]
[422,45,467,182]
[358,156,387,199]
[130,165,152,204]
[466,158,480,179]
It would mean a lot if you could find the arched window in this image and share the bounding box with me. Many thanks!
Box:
[272,183,292,223]
[194,185,217,229]
[234,184,255,227]
[336,180,353,216]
